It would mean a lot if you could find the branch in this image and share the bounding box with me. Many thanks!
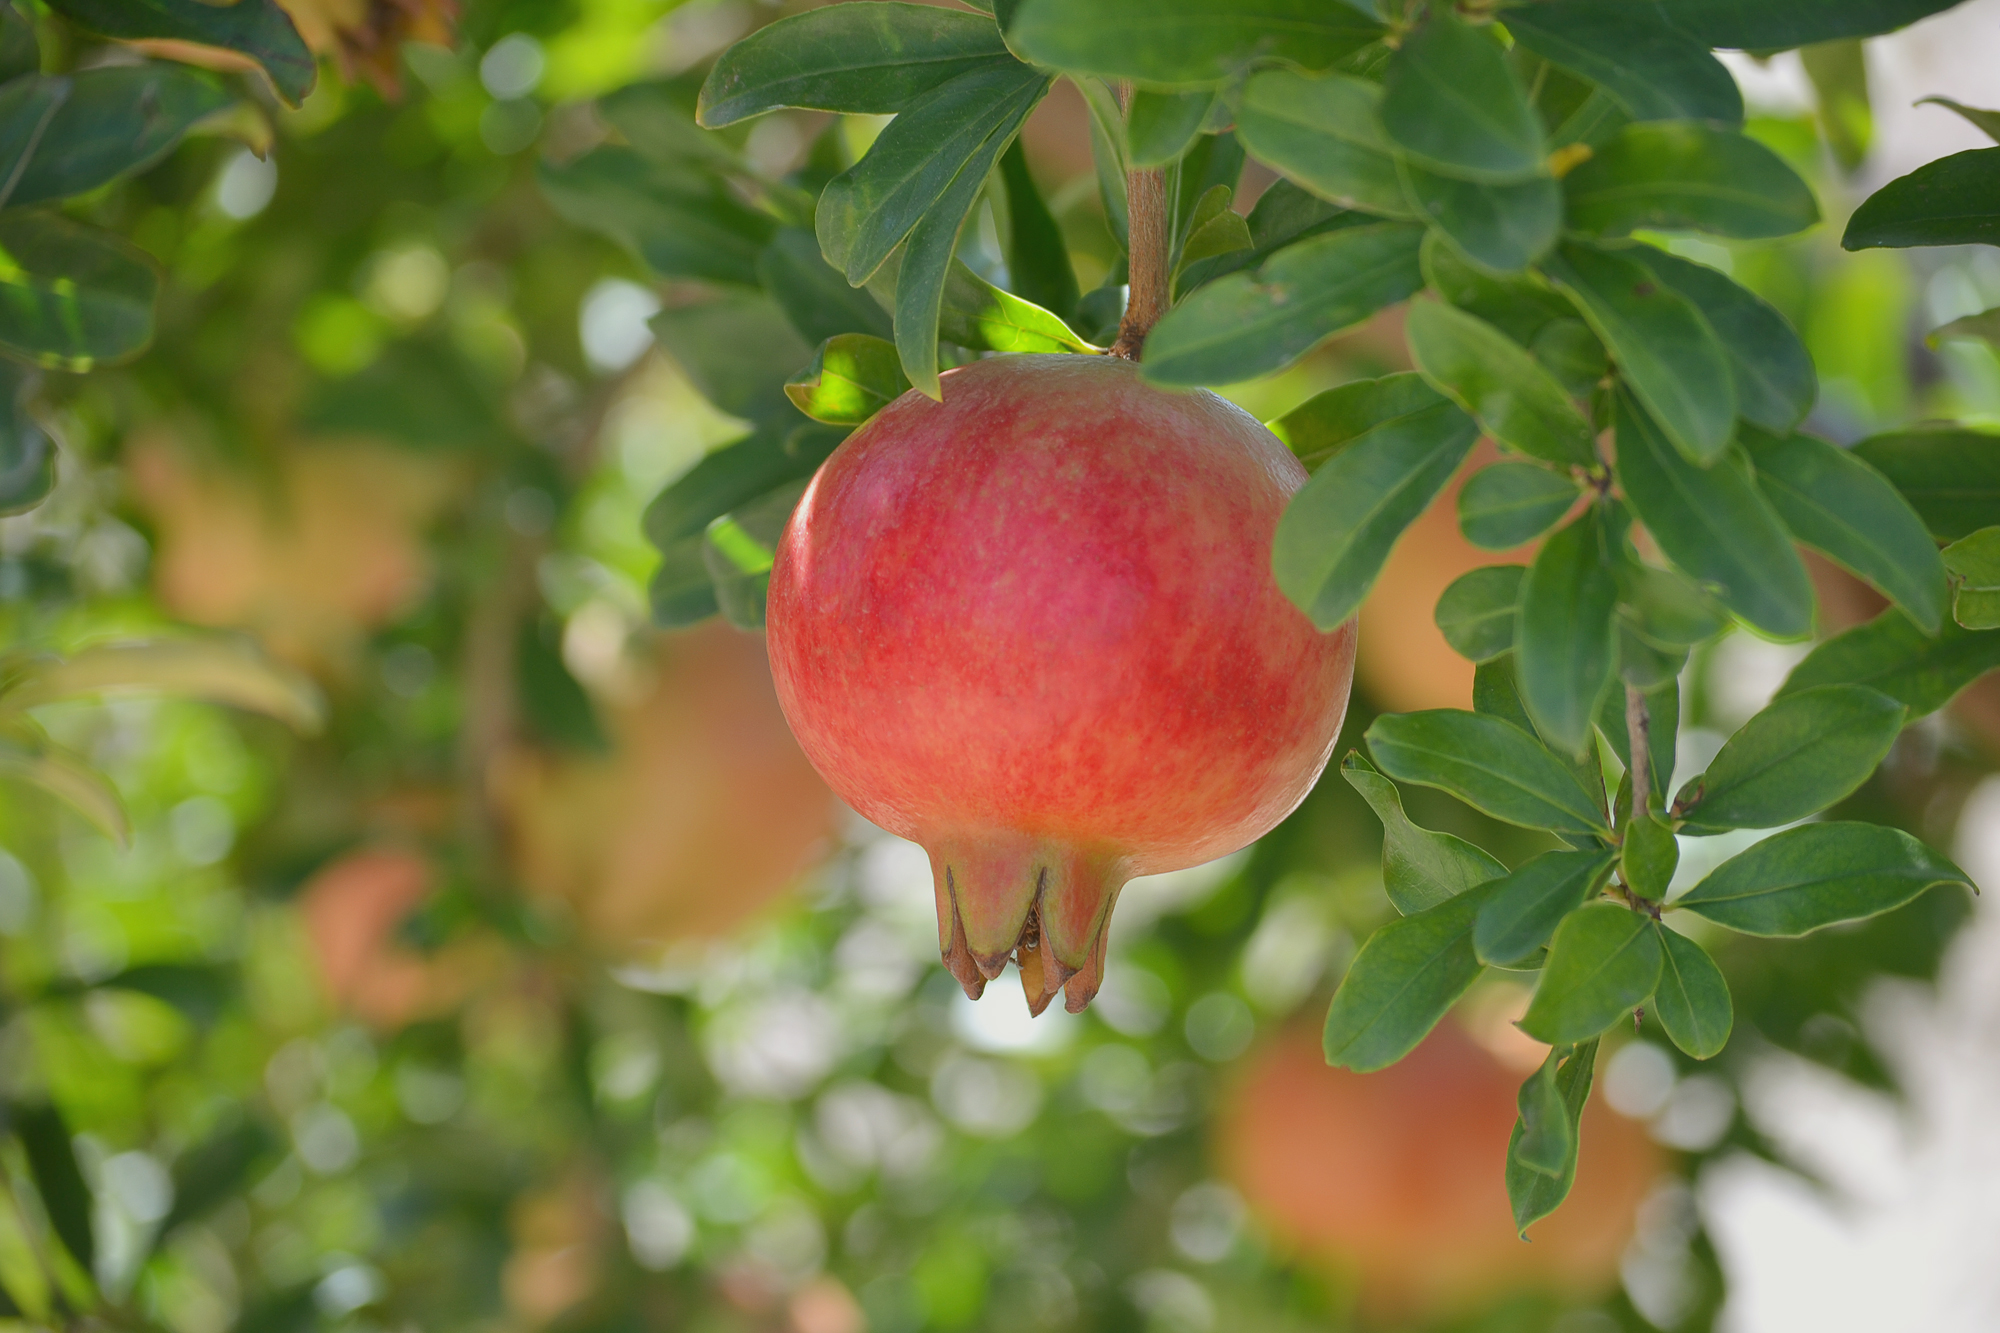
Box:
[1110,84,1169,360]
[1624,682,1652,818]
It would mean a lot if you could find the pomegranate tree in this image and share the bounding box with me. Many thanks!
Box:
[766,354,1356,1013]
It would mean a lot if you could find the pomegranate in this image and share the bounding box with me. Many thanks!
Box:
[766,355,1356,1013]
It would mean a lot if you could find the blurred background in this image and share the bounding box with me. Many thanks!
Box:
[6,2,2000,1332]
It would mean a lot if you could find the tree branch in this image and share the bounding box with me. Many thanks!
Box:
[1624,682,1652,818]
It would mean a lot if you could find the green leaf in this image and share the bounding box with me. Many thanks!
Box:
[1944,527,2000,630]
[0,363,52,518]
[651,535,721,628]
[1380,7,1544,181]
[1265,371,1444,472]
[1008,0,1383,87]
[1127,89,1213,168]
[757,228,896,346]
[1623,812,1680,899]
[1545,241,1735,465]
[12,1102,93,1272]
[1405,300,1597,467]
[1647,0,1966,49]
[1505,1039,1597,1235]
[1233,70,1413,219]
[1341,750,1506,915]
[703,481,806,630]
[1781,608,2000,717]
[695,2,1011,125]
[1322,883,1489,1072]
[1843,148,2000,250]
[0,720,129,844]
[0,76,65,213]
[996,139,1080,320]
[0,212,158,372]
[1630,248,1817,434]
[1564,123,1821,240]
[1618,561,1726,649]
[1744,428,1947,634]
[1650,926,1732,1059]
[1176,200,1253,274]
[651,296,813,423]
[1599,671,1680,792]
[1399,161,1562,274]
[1367,709,1610,835]
[1521,902,1663,1045]
[0,4,38,84]
[1675,685,1905,834]
[1851,426,2000,542]
[916,256,1097,355]
[1271,393,1477,629]
[644,424,844,546]
[1518,507,1619,755]
[1474,847,1618,968]
[6,64,232,208]
[1675,821,1971,936]
[1932,306,2000,347]
[538,148,775,288]
[1478,653,1611,804]
[1917,96,2000,145]
[43,0,314,106]
[1142,221,1426,386]
[153,1119,280,1247]
[1504,3,1742,126]
[1511,1048,1572,1176]
[1419,232,1574,344]
[1613,391,1814,639]
[1179,177,1355,292]
[785,334,911,425]
[1435,565,1525,663]
[1458,462,1581,550]
[1531,318,1610,398]
[0,639,322,732]
[1803,40,1873,173]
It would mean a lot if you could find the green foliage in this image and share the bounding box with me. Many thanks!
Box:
[1563,123,1821,239]
[1676,823,1972,936]
[43,0,313,104]
[1007,0,1382,86]
[1780,608,2000,716]
[1521,902,1663,1045]
[1852,426,2000,541]
[1675,685,1906,833]
[1505,3,1742,125]
[0,213,159,371]
[1380,8,1543,181]
[1232,72,1413,219]
[1366,710,1610,836]
[786,334,912,424]
[1405,300,1597,466]
[1322,883,1489,1071]
[1473,848,1618,968]
[1434,565,1525,663]
[1457,462,1581,550]
[1517,507,1620,755]
[1652,926,1734,1058]
[1943,528,2000,629]
[1505,1039,1597,1235]
[1341,750,1505,914]
[1844,147,2000,249]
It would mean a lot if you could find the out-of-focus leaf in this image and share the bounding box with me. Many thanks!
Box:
[1917,96,2000,144]
[0,362,53,517]
[0,77,68,211]
[1565,124,1821,239]
[1518,507,1619,755]
[1506,1039,1596,1234]
[1546,241,1735,465]
[1780,608,2000,717]
[1008,0,1382,87]
[153,1119,280,1246]
[1675,822,1970,936]
[538,149,773,288]
[1458,462,1580,550]
[696,3,1011,125]
[1650,926,1732,1058]
[1943,527,2000,630]
[1504,3,1741,126]
[650,535,721,628]
[1233,70,1413,219]
[1614,392,1814,639]
[1144,221,1424,385]
[1931,306,2000,347]
[0,212,158,371]
[1435,565,1525,663]
[0,3,37,83]
[757,228,895,346]
[1851,426,2000,541]
[518,617,607,754]
[8,65,232,208]
[1399,162,1561,275]
[97,962,238,1026]
[1674,685,1905,834]
[0,638,323,731]
[1843,148,2000,250]
[1380,7,1543,181]
[996,139,1079,320]
[1618,562,1726,649]
[1406,300,1596,467]
[1271,393,1476,630]
[1803,40,1873,172]
[1126,88,1212,168]
[785,334,910,425]
[645,423,844,547]
[1531,318,1610,398]
[1367,709,1610,835]
[1521,902,1662,1044]
[1623,812,1679,899]
[43,0,314,106]
[1744,428,1947,633]
[1474,847,1618,968]
[1342,750,1505,915]
[1322,883,1490,1072]
[703,481,806,630]
[0,720,129,844]
[11,1102,92,1273]
[651,296,813,424]
[1645,0,1964,49]
[1631,248,1817,434]
[1265,371,1444,472]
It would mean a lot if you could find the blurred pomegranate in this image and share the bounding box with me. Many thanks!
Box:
[498,622,836,956]
[1219,1018,1660,1324]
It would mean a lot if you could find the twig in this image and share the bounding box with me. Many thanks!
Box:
[1111,84,1170,361]
[1624,681,1652,819]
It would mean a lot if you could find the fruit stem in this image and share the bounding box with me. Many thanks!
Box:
[1112,87,1170,361]
[1624,682,1652,819]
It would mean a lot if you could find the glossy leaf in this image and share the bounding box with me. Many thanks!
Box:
[1780,608,2000,717]
[1380,8,1544,181]
[1521,902,1663,1045]
[1271,394,1476,630]
[1233,70,1413,219]
[1127,89,1212,169]
[1546,242,1736,465]
[1266,372,1445,472]
[1511,1048,1571,1177]
[1435,566,1525,663]
[0,639,323,732]
[703,481,805,630]
[1844,147,2000,250]
[0,212,158,372]
[1008,0,1383,87]
[1851,426,2000,541]
[1565,123,1820,240]
[539,149,774,288]
[1675,685,1905,834]
[1504,3,1742,126]
[1675,821,1971,936]
[696,3,1011,125]
[1744,427,1947,633]
[1944,528,2000,630]
[0,363,52,517]
[1631,248,1817,434]
[1406,300,1597,467]
[1367,709,1610,835]
[1614,392,1814,640]
[1506,1039,1597,1235]
[757,228,895,346]
[1474,847,1617,968]
[1518,508,1619,755]
[1650,926,1732,1059]
[996,140,1080,320]
[1143,221,1426,386]
[1623,812,1680,900]
[1458,462,1581,550]
[44,0,314,106]
[1342,750,1506,915]
[1647,0,1966,49]
[785,335,910,425]
[1399,161,1562,275]
[927,257,1097,355]
[1322,884,1489,1072]
[7,64,232,208]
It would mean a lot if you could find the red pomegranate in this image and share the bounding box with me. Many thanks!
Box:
[766,355,1357,1013]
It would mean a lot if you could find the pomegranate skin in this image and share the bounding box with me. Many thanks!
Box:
[766,355,1356,1011]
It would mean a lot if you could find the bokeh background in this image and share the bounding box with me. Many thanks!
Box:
[6,2,2000,1332]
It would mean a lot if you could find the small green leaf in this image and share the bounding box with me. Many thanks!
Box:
[1623,812,1680,899]
[0,212,158,371]
[1617,562,1727,649]
[1322,884,1490,1072]
[1744,427,1947,634]
[910,256,1098,357]
[7,64,233,208]
[644,424,844,546]
[1564,123,1821,239]
[1521,902,1663,1045]
[1380,7,1545,181]
[1341,750,1506,915]
[1518,508,1619,756]
[1367,709,1610,835]
[1436,566,1526,663]
[1272,395,1477,630]
[1781,608,2000,717]
[538,148,775,288]
[1511,1047,1572,1177]
[1405,300,1597,468]
[1180,177,1354,293]
[1653,0,1965,50]
[1266,372,1446,472]
[1650,926,1732,1059]
[1598,673,1680,796]
[758,228,896,346]
[44,0,314,106]
[1399,161,1562,275]
[696,2,1011,125]
[1614,391,1814,640]
[1917,96,2000,145]
[1127,88,1213,168]
[1474,847,1618,967]
[1504,3,1742,126]
[1630,248,1817,434]
[1458,463,1581,550]
[1477,653,1610,803]
[1506,1039,1598,1235]
[1844,148,2000,250]
[1675,821,1971,936]
[1676,684,1905,834]
[785,334,911,425]
[1546,241,1736,466]
[1174,185,1253,275]
[1234,70,1413,219]
[996,139,1080,321]
[1851,426,2000,542]
[1944,527,2000,630]
[1008,0,1383,87]
[1142,221,1427,386]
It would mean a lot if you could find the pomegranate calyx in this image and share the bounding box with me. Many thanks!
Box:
[926,835,1128,1013]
